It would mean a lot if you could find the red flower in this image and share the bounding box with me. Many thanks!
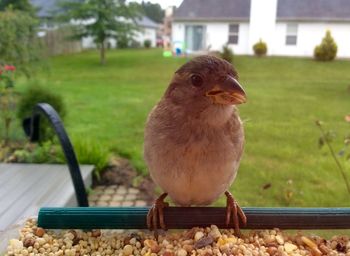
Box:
[4,65,15,71]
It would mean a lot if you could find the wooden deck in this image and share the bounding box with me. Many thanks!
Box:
[0,163,94,232]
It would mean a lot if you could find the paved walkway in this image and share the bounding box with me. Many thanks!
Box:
[88,185,148,207]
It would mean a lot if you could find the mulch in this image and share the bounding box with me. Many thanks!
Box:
[92,157,157,205]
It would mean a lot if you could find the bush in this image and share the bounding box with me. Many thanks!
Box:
[17,84,66,142]
[314,30,337,61]
[0,10,42,77]
[130,40,141,48]
[220,44,234,63]
[116,35,129,48]
[143,39,151,48]
[0,64,16,144]
[253,39,267,57]
[72,137,110,176]
[12,141,65,163]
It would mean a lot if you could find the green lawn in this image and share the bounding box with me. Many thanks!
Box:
[13,49,350,207]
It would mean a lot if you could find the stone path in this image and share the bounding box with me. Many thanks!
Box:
[88,185,148,207]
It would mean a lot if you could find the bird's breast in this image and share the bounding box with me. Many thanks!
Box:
[144,114,244,206]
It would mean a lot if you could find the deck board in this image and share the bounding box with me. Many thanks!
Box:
[0,163,94,231]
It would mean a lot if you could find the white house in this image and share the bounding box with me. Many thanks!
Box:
[81,16,159,49]
[133,16,159,48]
[173,0,350,58]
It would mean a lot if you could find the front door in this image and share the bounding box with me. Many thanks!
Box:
[185,25,205,51]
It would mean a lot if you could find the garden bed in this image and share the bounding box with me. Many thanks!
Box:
[4,218,349,256]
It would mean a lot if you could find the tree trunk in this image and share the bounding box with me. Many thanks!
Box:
[100,41,106,65]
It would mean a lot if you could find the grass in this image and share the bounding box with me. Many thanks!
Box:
[8,49,350,207]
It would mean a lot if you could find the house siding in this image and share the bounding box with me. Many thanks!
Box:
[173,22,250,54]
[135,27,157,47]
[172,22,185,46]
[248,0,278,55]
[82,28,157,49]
[173,20,350,58]
[274,22,350,58]
[227,23,250,54]
[173,0,350,58]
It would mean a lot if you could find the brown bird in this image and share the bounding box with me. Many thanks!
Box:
[144,55,247,236]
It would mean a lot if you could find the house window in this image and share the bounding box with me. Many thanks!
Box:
[286,24,298,45]
[228,24,239,44]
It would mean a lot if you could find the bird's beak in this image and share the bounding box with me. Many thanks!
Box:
[205,76,247,105]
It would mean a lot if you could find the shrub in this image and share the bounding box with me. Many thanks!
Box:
[143,39,151,48]
[0,64,16,144]
[314,30,337,61]
[130,40,141,48]
[116,35,129,48]
[17,84,66,142]
[220,44,234,63]
[12,141,65,163]
[253,39,267,57]
[72,137,110,176]
[0,10,42,77]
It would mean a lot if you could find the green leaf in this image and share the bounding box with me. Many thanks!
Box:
[5,78,14,88]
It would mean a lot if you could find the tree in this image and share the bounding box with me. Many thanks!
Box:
[141,1,164,23]
[0,0,36,16]
[58,0,140,65]
[0,10,42,143]
[0,10,42,77]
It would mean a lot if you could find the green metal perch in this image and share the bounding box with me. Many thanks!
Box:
[38,207,350,230]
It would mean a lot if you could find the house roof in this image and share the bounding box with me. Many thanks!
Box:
[174,0,251,22]
[136,16,160,29]
[277,0,350,22]
[31,0,161,28]
[174,0,350,22]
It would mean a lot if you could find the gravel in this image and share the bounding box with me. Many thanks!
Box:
[5,218,350,256]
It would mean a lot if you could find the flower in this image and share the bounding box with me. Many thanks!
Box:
[4,65,15,71]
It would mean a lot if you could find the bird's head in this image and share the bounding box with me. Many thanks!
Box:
[165,55,246,108]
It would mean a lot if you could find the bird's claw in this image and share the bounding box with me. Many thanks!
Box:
[147,193,169,237]
[225,191,247,237]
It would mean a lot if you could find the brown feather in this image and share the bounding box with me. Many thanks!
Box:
[144,55,245,206]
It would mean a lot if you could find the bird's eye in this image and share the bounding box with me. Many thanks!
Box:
[190,74,203,87]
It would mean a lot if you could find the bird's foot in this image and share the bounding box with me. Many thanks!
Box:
[225,191,247,237]
[147,193,169,238]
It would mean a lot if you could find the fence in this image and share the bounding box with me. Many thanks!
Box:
[41,27,82,56]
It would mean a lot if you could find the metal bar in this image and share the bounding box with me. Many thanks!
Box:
[23,103,89,207]
[38,207,350,229]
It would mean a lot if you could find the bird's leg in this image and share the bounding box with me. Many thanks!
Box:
[225,191,247,237]
[147,193,169,235]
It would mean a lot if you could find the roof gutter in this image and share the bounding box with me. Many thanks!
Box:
[173,17,249,22]
[277,17,350,22]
